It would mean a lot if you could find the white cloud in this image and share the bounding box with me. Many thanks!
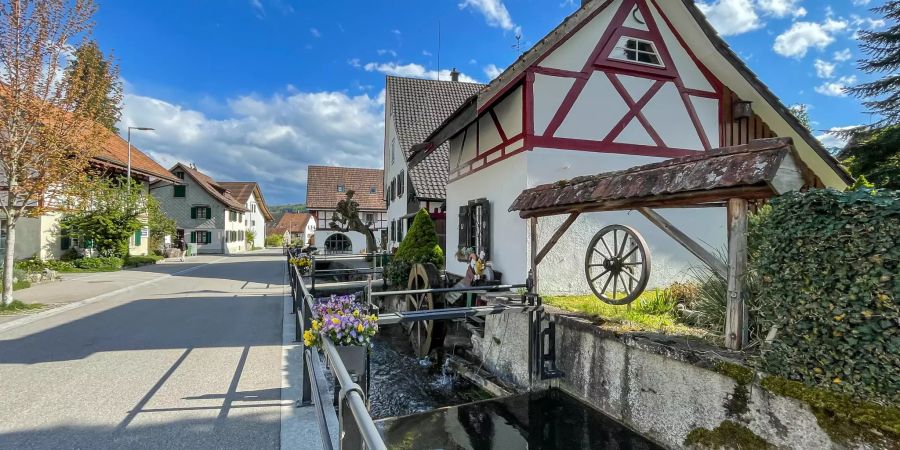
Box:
[377,49,397,57]
[696,0,762,36]
[363,62,481,83]
[483,64,504,79]
[816,126,861,149]
[773,18,848,58]
[833,48,852,62]
[814,59,836,78]
[814,75,856,97]
[459,0,516,31]
[757,0,806,18]
[120,89,385,204]
[422,50,433,57]
[852,0,870,5]
[310,28,321,38]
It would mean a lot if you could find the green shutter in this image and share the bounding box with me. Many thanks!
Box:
[206,207,212,219]
[134,230,142,246]
[191,207,197,219]
[190,231,196,243]
[61,236,71,250]
[174,185,186,197]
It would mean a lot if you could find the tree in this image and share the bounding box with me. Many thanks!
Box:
[61,178,146,258]
[0,0,113,306]
[148,195,176,255]
[246,230,256,248]
[842,126,900,189]
[329,190,376,253]
[63,40,122,132]
[845,1,900,128]
[788,104,812,131]
[385,209,444,285]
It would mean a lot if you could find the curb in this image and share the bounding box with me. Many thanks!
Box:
[0,256,229,335]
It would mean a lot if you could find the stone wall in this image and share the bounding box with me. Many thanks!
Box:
[475,309,887,449]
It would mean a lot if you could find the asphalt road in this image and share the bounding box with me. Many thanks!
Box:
[0,250,293,450]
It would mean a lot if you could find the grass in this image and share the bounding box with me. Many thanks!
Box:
[544,289,715,341]
[0,300,45,315]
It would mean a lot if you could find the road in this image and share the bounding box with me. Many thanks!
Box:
[0,249,310,449]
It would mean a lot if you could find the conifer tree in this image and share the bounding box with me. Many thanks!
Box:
[385,209,444,285]
[64,40,123,132]
[845,1,899,127]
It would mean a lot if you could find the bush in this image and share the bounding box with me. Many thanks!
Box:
[45,260,76,272]
[124,255,163,267]
[265,233,284,248]
[385,209,444,286]
[753,189,899,404]
[14,259,45,274]
[633,289,676,315]
[74,257,123,272]
[60,248,80,261]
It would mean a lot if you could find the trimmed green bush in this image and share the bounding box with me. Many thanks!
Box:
[124,255,163,267]
[265,233,284,248]
[385,209,444,286]
[74,257,123,272]
[753,188,899,404]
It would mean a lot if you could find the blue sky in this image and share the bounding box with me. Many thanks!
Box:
[97,0,889,204]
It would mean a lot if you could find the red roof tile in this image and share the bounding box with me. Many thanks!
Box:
[305,166,386,211]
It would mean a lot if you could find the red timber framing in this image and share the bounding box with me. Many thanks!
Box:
[448,0,782,184]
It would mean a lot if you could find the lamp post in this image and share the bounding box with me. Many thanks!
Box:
[127,126,155,185]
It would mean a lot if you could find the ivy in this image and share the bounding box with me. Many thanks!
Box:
[752,188,899,404]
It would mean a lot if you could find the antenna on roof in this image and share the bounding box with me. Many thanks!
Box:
[513,31,523,55]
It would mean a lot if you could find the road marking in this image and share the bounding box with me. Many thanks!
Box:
[0,256,229,335]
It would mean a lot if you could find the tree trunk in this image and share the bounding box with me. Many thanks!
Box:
[3,219,16,306]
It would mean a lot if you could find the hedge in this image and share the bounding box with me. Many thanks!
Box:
[385,209,444,286]
[74,257,124,272]
[753,189,899,404]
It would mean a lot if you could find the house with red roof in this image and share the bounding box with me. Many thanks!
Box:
[306,166,387,254]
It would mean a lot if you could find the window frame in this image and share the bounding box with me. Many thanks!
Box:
[609,36,664,68]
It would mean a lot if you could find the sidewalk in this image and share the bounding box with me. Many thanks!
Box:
[0,255,226,325]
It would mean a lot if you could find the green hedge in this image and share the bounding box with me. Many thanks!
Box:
[74,257,124,272]
[124,255,163,267]
[753,189,899,404]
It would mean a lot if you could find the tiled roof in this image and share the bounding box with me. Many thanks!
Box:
[272,212,313,234]
[172,163,248,212]
[386,76,484,199]
[306,166,386,211]
[219,181,273,221]
[95,131,179,183]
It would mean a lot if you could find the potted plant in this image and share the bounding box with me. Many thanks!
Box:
[303,294,378,375]
[289,255,312,275]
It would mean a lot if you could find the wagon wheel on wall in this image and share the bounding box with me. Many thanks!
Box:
[406,263,444,358]
[584,225,651,306]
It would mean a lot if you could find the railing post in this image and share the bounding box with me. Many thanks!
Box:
[339,395,363,450]
[301,293,313,406]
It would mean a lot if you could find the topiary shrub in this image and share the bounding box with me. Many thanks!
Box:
[753,188,899,404]
[385,209,444,286]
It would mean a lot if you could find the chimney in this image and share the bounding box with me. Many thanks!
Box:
[450,68,460,82]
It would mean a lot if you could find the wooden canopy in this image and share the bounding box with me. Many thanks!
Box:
[510,138,816,219]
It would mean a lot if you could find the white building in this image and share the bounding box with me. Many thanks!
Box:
[306,166,387,254]
[383,75,484,251]
[271,212,316,246]
[218,182,273,249]
[411,0,850,294]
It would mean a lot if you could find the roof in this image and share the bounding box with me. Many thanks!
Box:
[510,138,814,218]
[386,76,484,199]
[172,163,248,212]
[417,0,850,185]
[95,131,180,183]
[219,181,273,221]
[305,166,386,211]
[272,212,313,234]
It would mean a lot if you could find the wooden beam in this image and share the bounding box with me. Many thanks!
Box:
[530,217,539,294]
[638,208,728,280]
[534,213,580,266]
[725,198,749,351]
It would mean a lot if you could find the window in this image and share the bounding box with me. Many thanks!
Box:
[192,206,211,220]
[457,199,491,261]
[324,233,352,254]
[365,213,374,225]
[390,220,396,242]
[397,171,405,197]
[174,185,186,197]
[337,184,345,193]
[397,221,403,242]
[391,138,397,164]
[610,37,663,67]
[191,230,212,244]
[175,171,185,180]
[370,186,377,194]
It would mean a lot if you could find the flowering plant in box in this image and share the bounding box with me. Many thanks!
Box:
[289,256,312,275]
[303,294,378,348]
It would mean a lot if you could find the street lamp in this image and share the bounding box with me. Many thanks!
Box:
[127,126,155,184]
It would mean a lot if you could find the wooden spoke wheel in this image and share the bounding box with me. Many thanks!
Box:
[584,225,651,305]
[406,263,444,358]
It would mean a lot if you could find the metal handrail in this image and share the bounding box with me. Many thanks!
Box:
[305,347,336,450]
[368,283,527,298]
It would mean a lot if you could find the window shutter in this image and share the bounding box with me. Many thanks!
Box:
[61,236,71,250]
[190,231,196,243]
[206,207,212,219]
[478,199,491,261]
[191,207,197,219]
[457,205,470,254]
[134,230,142,247]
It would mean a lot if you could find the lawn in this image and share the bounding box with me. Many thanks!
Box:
[0,300,45,315]
[544,290,714,341]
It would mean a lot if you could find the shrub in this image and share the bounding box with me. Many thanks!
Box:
[753,188,899,404]
[265,233,284,248]
[45,260,76,272]
[14,259,45,274]
[74,256,123,272]
[633,289,676,315]
[124,255,163,267]
[385,209,444,286]
[60,248,80,261]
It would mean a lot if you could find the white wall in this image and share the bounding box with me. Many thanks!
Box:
[384,99,409,249]
[244,192,267,249]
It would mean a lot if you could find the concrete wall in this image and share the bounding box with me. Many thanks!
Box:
[475,310,870,449]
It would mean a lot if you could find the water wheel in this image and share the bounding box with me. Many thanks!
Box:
[584,225,651,305]
[406,263,444,358]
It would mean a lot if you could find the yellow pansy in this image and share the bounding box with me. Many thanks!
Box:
[357,324,364,333]
[331,317,340,325]
[312,320,320,330]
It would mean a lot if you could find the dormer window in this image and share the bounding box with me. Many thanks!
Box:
[337,184,345,193]
[610,37,663,68]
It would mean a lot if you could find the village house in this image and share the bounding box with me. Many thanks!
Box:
[271,212,316,246]
[383,74,484,251]
[410,0,851,293]
[306,166,387,254]
[2,132,179,261]
[151,163,251,254]
[218,182,273,249]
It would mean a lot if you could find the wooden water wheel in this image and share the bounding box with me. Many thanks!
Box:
[406,263,444,358]
[584,224,651,305]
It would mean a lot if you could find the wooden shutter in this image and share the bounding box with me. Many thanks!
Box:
[190,207,197,219]
[206,207,212,219]
[190,231,196,243]
[457,205,470,256]
[478,199,491,260]
[134,230,142,246]
[61,236,71,250]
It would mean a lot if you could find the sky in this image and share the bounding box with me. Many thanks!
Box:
[95,0,890,205]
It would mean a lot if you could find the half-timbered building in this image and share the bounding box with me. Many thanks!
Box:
[411,0,851,293]
[306,166,387,254]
